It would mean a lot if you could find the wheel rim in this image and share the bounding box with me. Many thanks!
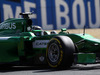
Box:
[48,43,60,63]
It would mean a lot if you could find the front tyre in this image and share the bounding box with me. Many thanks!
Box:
[46,36,75,69]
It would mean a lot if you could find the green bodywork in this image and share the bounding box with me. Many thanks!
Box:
[0,16,100,65]
[76,53,96,64]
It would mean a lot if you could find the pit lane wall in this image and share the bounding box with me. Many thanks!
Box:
[0,0,100,30]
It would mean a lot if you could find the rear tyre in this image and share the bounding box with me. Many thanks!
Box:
[46,36,75,69]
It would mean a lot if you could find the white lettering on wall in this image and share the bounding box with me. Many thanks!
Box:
[3,4,21,20]
[15,6,22,18]
[24,1,37,19]
[55,0,70,29]
[72,0,86,29]
[1,0,100,29]
[88,0,100,28]
[40,0,53,30]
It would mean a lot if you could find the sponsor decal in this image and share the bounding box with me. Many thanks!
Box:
[33,40,49,48]
[0,23,16,29]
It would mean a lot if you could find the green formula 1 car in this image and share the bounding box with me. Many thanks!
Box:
[0,12,100,68]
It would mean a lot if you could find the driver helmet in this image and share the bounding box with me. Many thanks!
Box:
[32,26,42,30]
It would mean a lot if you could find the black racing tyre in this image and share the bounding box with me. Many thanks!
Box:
[46,36,75,69]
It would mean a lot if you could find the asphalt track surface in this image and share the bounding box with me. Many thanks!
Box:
[0,64,100,75]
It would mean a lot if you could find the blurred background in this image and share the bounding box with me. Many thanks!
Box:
[0,0,100,31]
